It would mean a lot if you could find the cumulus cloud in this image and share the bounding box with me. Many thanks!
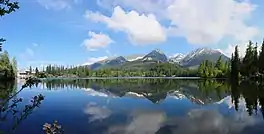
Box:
[166,0,258,45]
[84,102,112,122]
[82,31,114,51]
[82,56,108,66]
[95,0,259,46]
[85,6,166,45]
[37,0,81,10]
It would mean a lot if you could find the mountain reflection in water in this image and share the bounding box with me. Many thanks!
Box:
[0,79,264,134]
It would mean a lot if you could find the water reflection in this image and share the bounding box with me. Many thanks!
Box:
[40,79,264,133]
[0,80,45,133]
[43,79,230,105]
[84,102,112,123]
[1,78,264,134]
[231,81,264,118]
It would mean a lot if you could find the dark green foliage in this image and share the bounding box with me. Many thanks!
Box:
[0,38,5,52]
[0,0,18,80]
[231,46,240,80]
[259,40,264,73]
[35,67,39,75]
[230,80,264,117]
[0,0,19,16]
[29,66,32,74]
[241,41,254,76]
[252,43,259,74]
[231,39,264,79]
[42,63,197,78]
[0,51,17,79]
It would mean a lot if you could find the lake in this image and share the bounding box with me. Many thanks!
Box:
[0,78,264,134]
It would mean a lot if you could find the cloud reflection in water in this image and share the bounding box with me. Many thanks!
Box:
[84,102,112,122]
[103,109,260,134]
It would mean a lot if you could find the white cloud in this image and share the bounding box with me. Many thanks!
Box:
[166,0,259,45]
[37,0,81,10]
[82,31,114,51]
[82,56,108,65]
[95,0,259,46]
[85,6,166,45]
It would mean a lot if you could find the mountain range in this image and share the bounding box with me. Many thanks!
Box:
[85,47,230,70]
[82,82,229,105]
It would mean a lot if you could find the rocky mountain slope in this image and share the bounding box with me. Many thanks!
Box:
[86,47,230,70]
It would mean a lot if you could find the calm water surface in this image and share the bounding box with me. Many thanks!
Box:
[0,79,264,134]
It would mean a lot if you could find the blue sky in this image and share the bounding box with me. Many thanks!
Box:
[1,0,264,69]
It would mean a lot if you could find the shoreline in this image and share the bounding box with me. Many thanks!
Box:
[38,76,229,80]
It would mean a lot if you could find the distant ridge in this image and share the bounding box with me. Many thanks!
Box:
[84,47,230,70]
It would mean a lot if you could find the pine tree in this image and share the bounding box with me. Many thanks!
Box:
[29,66,32,74]
[215,56,223,70]
[242,41,254,76]
[11,57,17,76]
[252,43,259,75]
[259,39,264,73]
[231,46,240,79]
[198,61,205,77]
[35,67,39,75]
[0,51,16,78]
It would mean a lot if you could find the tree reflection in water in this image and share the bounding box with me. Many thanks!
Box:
[2,78,264,134]
[42,78,264,119]
[231,80,264,118]
[0,80,45,133]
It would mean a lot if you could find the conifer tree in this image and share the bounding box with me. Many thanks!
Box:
[231,46,240,79]
[252,43,259,75]
[35,67,39,75]
[242,41,254,76]
[259,39,264,73]
[29,66,32,74]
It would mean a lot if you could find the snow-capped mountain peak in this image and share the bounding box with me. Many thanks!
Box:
[125,54,144,61]
[169,53,186,63]
[154,49,164,54]
[183,47,222,61]
[142,49,168,62]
